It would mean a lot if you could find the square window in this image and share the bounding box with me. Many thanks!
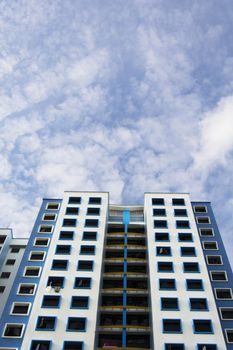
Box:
[55,245,71,255]
[80,245,95,255]
[11,302,30,315]
[157,246,171,256]
[29,252,45,261]
[197,345,217,350]
[183,262,199,273]
[226,329,233,343]
[0,235,7,244]
[3,324,24,337]
[174,209,187,217]
[0,286,6,293]
[215,288,232,300]
[152,198,164,205]
[82,231,97,241]
[190,298,208,311]
[180,247,196,257]
[63,219,77,227]
[51,259,68,270]
[154,220,167,228]
[220,308,233,320]
[87,207,100,215]
[67,317,86,332]
[11,247,20,253]
[66,207,79,215]
[0,272,10,279]
[158,262,173,272]
[74,277,91,289]
[85,219,99,227]
[89,197,101,204]
[31,340,51,350]
[47,202,59,210]
[36,316,56,330]
[71,296,89,309]
[155,232,169,241]
[43,213,56,221]
[159,278,175,291]
[68,197,81,204]
[172,198,185,206]
[196,216,210,224]
[161,298,179,310]
[18,284,35,295]
[206,255,222,265]
[63,341,83,350]
[176,220,190,229]
[210,271,228,281]
[77,260,93,271]
[42,295,60,308]
[178,233,193,242]
[203,241,218,250]
[199,228,214,236]
[194,206,207,213]
[5,259,16,265]
[24,267,40,277]
[47,276,64,288]
[153,209,166,216]
[34,238,49,246]
[193,319,213,333]
[165,345,184,350]
[59,231,74,240]
[163,319,182,333]
[186,279,203,291]
[38,225,53,233]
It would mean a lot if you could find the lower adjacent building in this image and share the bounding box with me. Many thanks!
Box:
[0,191,232,350]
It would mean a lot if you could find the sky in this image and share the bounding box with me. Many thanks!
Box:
[0,0,233,265]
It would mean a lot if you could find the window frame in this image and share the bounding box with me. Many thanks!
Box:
[68,197,81,205]
[206,255,223,265]
[186,279,204,291]
[74,277,92,289]
[159,278,176,291]
[210,270,228,282]
[82,231,97,241]
[225,329,233,343]
[194,206,207,213]
[80,245,96,255]
[161,297,179,311]
[23,266,41,278]
[153,208,166,217]
[157,261,174,273]
[10,302,31,316]
[65,207,79,216]
[51,259,69,270]
[202,241,218,250]
[30,340,51,350]
[46,202,60,210]
[77,260,94,271]
[33,237,50,247]
[88,197,101,205]
[219,307,233,320]
[199,228,214,237]
[62,218,77,227]
[178,232,193,242]
[59,231,74,240]
[41,295,61,309]
[42,213,56,221]
[17,283,36,296]
[70,296,89,309]
[38,225,54,234]
[2,323,25,338]
[214,288,233,300]
[189,298,208,311]
[162,319,182,334]
[196,216,211,224]
[192,319,213,334]
[176,220,190,229]
[35,316,56,331]
[63,341,83,350]
[66,317,86,332]
[183,262,200,273]
[180,247,196,257]
[28,251,46,262]
[55,244,71,255]
[155,232,170,242]
[156,246,172,256]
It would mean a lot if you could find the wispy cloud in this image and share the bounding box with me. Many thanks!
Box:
[0,0,233,264]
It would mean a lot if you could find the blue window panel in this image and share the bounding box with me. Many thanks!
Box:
[35,316,56,331]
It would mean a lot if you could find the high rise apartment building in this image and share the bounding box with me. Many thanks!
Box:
[0,191,232,350]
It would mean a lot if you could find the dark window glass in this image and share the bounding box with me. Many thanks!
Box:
[35,238,49,246]
[47,203,59,210]
[74,277,91,289]
[43,214,56,221]
[190,298,208,311]
[80,245,95,255]
[215,289,232,299]
[36,316,56,330]
[155,232,169,241]
[159,279,176,290]
[186,279,203,290]
[0,235,7,244]
[154,220,167,228]
[183,262,199,272]
[12,303,30,314]
[67,317,86,331]
[66,207,79,215]
[68,197,81,204]
[165,345,184,350]
[63,219,76,227]
[199,228,214,236]
[161,298,179,310]
[59,231,74,240]
[47,276,64,288]
[197,345,217,350]
[85,219,98,227]
[172,198,185,205]
[0,286,6,293]
[77,260,93,271]
[18,284,35,294]
[226,330,233,343]
[203,241,218,250]
[197,217,210,224]
[3,324,23,337]
[207,256,222,265]
[174,209,187,216]
[220,308,233,320]
[152,198,164,205]
[158,262,173,272]
[87,207,100,215]
[89,197,101,204]
[178,233,192,242]
[153,209,166,216]
[193,320,212,333]
[31,340,51,350]
[63,341,83,350]
[163,319,182,333]
[24,268,40,277]
[1,272,11,278]
[6,259,16,265]
[181,247,196,256]
[83,231,97,241]
[11,247,20,253]
[71,296,89,309]
[157,246,171,256]
[194,206,207,213]
[55,245,71,255]
[42,295,60,308]
[30,252,45,261]
[52,259,68,270]
[210,271,227,281]
[176,220,190,228]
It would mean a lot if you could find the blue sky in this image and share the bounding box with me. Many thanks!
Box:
[0,0,233,265]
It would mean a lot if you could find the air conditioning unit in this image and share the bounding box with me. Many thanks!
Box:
[54,286,61,293]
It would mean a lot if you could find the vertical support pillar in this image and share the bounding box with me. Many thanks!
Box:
[122,209,130,347]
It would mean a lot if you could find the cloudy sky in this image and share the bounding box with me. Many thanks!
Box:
[0,1,233,264]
